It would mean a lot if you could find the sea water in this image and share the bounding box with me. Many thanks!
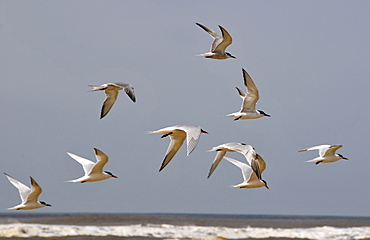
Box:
[0,213,369,239]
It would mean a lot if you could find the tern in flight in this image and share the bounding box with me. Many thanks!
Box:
[299,144,349,164]
[67,148,118,183]
[207,142,254,178]
[150,125,209,172]
[89,82,136,119]
[4,173,52,210]
[196,23,235,60]
[224,153,269,189]
[227,68,270,120]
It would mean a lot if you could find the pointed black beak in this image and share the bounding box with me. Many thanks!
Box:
[201,129,210,134]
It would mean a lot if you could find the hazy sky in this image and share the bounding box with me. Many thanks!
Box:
[1,1,369,216]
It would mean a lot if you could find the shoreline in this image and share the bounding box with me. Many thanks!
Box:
[1,213,370,228]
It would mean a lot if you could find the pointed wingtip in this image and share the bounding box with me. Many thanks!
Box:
[93,148,100,155]
[66,152,74,157]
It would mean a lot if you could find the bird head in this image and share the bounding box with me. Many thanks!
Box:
[201,129,210,134]
[104,171,118,178]
[338,153,349,160]
[226,52,236,59]
[258,110,271,117]
[262,180,269,190]
[40,201,52,207]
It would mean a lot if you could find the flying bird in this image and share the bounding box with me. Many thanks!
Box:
[207,142,255,178]
[196,23,235,60]
[66,148,118,183]
[299,144,349,164]
[224,153,269,189]
[89,82,136,119]
[149,125,209,172]
[4,173,52,210]
[227,68,270,120]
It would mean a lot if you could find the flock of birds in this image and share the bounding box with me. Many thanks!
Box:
[4,23,349,210]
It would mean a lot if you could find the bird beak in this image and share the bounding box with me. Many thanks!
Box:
[201,129,210,134]
[112,175,118,178]
[46,204,52,207]
[343,157,349,160]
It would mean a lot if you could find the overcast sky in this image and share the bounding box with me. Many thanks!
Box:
[1,0,369,217]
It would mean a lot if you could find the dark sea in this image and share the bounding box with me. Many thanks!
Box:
[0,213,369,240]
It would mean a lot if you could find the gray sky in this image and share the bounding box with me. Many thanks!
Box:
[1,0,369,216]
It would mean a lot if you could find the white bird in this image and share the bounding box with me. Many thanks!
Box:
[89,82,136,119]
[226,68,270,120]
[224,154,269,189]
[4,173,52,210]
[299,144,349,164]
[67,148,118,183]
[207,142,255,178]
[196,23,235,60]
[149,125,209,171]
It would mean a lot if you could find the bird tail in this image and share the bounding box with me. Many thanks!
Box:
[65,179,78,183]
[306,159,320,163]
[196,52,212,57]
[88,85,105,92]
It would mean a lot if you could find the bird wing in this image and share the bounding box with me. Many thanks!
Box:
[298,145,331,157]
[256,154,267,174]
[239,69,259,112]
[250,157,262,180]
[323,145,343,157]
[124,85,136,102]
[207,142,247,178]
[237,145,255,166]
[100,89,119,119]
[179,126,202,155]
[112,83,136,102]
[67,152,95,175]
[232,143,255,160]
[159,134,186,171]
[25,177,42,204]
[4,173,31,204]
[89,148,109,175]
[213,25,232,53]
[223,157,253,182]
[196,23,223,52]
[208,150,227,178]
[222,142,251,153]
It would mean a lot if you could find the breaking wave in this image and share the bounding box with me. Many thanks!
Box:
[1,223,370,239]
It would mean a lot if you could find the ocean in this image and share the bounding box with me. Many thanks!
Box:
[0,213,369,240]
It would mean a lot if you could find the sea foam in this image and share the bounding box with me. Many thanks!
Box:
[0,223,370,239]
